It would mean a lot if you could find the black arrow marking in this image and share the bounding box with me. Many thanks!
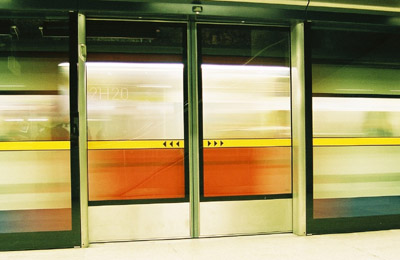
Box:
[214,141,217,146]
[176,141,180,147]
[163,141,167,147]
[208,141,211,147]
[220,141,224,146]
[170,141,173,147]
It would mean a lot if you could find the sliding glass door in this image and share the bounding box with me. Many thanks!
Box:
[85,20,189,242]
[198,24,293,236]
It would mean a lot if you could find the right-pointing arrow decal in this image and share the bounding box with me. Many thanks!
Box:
[220,141,224,146]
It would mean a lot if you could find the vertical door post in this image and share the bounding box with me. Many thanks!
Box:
[291,21,308,236]
[69,11,88,248]
[188,20,200,238]
[77,13,88,247]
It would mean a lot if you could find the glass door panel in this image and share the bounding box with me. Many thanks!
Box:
[0,17,79,250]
[87,62,185,201]
[310,25,400,233]
[198,24,292,236]
[86,20,189,242]
[200,25,292,198]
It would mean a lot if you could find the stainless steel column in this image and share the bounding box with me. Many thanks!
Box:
[188,20,200,238]
[78,13,89,247]
[291,22,307,236]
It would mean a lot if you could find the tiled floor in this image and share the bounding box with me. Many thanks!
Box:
[1,230,400,260]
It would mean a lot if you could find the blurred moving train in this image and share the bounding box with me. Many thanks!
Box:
[1,2,400,250]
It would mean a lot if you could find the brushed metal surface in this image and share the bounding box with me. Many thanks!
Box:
[188,21,200,238]
[78,13,89,248]
[199,199,292,237]
[88,203,190,242]
[290,22,307,236]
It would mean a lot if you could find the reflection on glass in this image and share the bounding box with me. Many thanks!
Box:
[0,18,71,233]
[200,25,292,198]
[0,60,69,141]
[86,62,183,140]
[86,22,186,202]
[202,64,291,139]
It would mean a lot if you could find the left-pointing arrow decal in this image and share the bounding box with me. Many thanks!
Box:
[163,141,167,147]
[176,141,180,147]
[170,141,173,147]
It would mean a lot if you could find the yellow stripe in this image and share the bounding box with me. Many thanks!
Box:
[203,139,291,148]
[2,138,396,151]
[88,140,184,150]
[1,139,291,151]
[0,141,70,151]
[314,138,400,146]
[89,139,291,149]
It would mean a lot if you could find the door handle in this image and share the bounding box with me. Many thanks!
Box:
[79,43,87,62]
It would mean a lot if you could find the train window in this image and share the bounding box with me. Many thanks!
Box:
[86,21,186,202]
[0,18,71,233]
[312,27,400,218]
[199,25,292,198]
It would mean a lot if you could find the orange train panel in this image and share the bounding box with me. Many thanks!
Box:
[88,149,185,201]
[203,147,292,197]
